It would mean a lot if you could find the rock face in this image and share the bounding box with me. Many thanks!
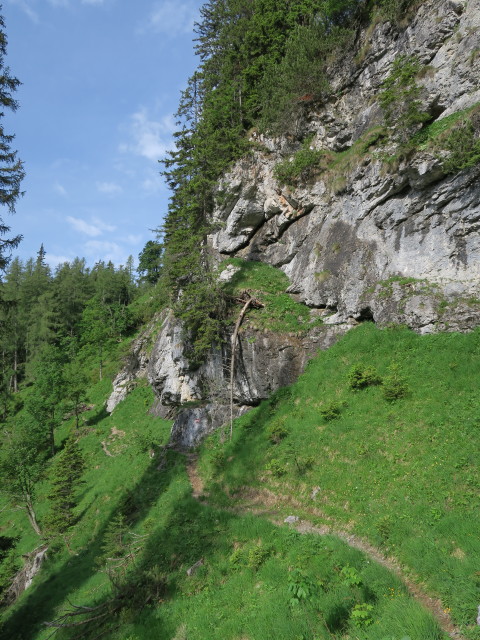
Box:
[106,313,163,413]
[210,0,480,334]
[147,310,349,448]
[109,0,480,446]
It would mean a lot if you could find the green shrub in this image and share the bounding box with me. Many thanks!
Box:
[320,401,343,421]
[274,145,331,185]
[376,0,420,23]
[266,458,287,477]
[247,543,274,570]
[211,449,227,471]
[288,568,317,606]
[441,114,480,174]
[267,419,289,444]
[379,55,429,141]
[340,565,363,587]
[351,603,374,627]
[376,514,393,543]
[347,364,382,389]
[382,364,409,402]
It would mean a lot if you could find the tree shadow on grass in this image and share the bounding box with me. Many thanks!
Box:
[85,406,110,427]
[0,449,235,640]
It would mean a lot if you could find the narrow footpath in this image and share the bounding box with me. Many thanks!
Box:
[185,454,466,640]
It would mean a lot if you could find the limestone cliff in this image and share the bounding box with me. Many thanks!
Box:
[108,0,480,446]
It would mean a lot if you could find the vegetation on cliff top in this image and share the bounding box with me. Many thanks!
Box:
[158,0,424,364]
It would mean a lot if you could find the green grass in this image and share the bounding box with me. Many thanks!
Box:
[199,323,480,639]
[0,323,450,640]
[412,103,480,149]
[220,258,320,333]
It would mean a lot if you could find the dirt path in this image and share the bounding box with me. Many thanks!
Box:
[185,456,466,640]
[186,454,205,499]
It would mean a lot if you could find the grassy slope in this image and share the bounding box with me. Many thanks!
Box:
[199,323,480,639]
[0,323,450,640]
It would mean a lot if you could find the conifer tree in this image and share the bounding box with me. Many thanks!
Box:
[0,10,24,269]
[45,435,85,535]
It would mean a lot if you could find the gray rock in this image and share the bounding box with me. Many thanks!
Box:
[106,312,163,413]
[110,0,480,449]
[284,516,299,524]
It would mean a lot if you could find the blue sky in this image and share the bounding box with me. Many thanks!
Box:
[2,0,203,269]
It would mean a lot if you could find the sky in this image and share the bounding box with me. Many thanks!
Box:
[2,0,204,270]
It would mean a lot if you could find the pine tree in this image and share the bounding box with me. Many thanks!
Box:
[0,11,24,269]
[45,435,85,535]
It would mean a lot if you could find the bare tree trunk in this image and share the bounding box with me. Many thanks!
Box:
[25,496,42,537]
[13,347,18,393]
[230,297,254,440]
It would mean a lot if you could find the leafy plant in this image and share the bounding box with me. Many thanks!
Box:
[351,602,374,627]
[247,543,274,570]
[440,113,480,174]
[274,144,332,185]
[340,565,363,587]
[266,458,287,477]
[288,568,316,606]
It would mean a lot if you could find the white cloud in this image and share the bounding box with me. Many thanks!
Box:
[124,234,142,245]
[54,182,67,197]
[45,254,72,268]
[96,181,123,195]
[139,1,197,36]
[66,215,116,237]
[7,0,40,22]
[83,240,128,265]
[8,0,107,18]
[121,108,175,162]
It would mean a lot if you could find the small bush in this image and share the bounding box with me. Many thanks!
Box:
[274,146,331,185]
[376,514,393,543]
[441,115,480,174]
[266,458,287,477]
[347,364,382,389]
[288,568,317,606]
[382,365,409,402]
[379,55,429,141]
[267,420,289,444]
[351,603,374,627]
[211,449,227,471]
[340,565,362,587]
[247,544,274,570]
[320,401,343,421]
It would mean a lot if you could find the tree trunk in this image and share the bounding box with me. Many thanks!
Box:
[25,496,42,537]
[13,347,18,393]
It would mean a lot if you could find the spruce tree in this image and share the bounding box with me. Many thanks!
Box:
[45,435,85,535]
[0,10,24,269]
